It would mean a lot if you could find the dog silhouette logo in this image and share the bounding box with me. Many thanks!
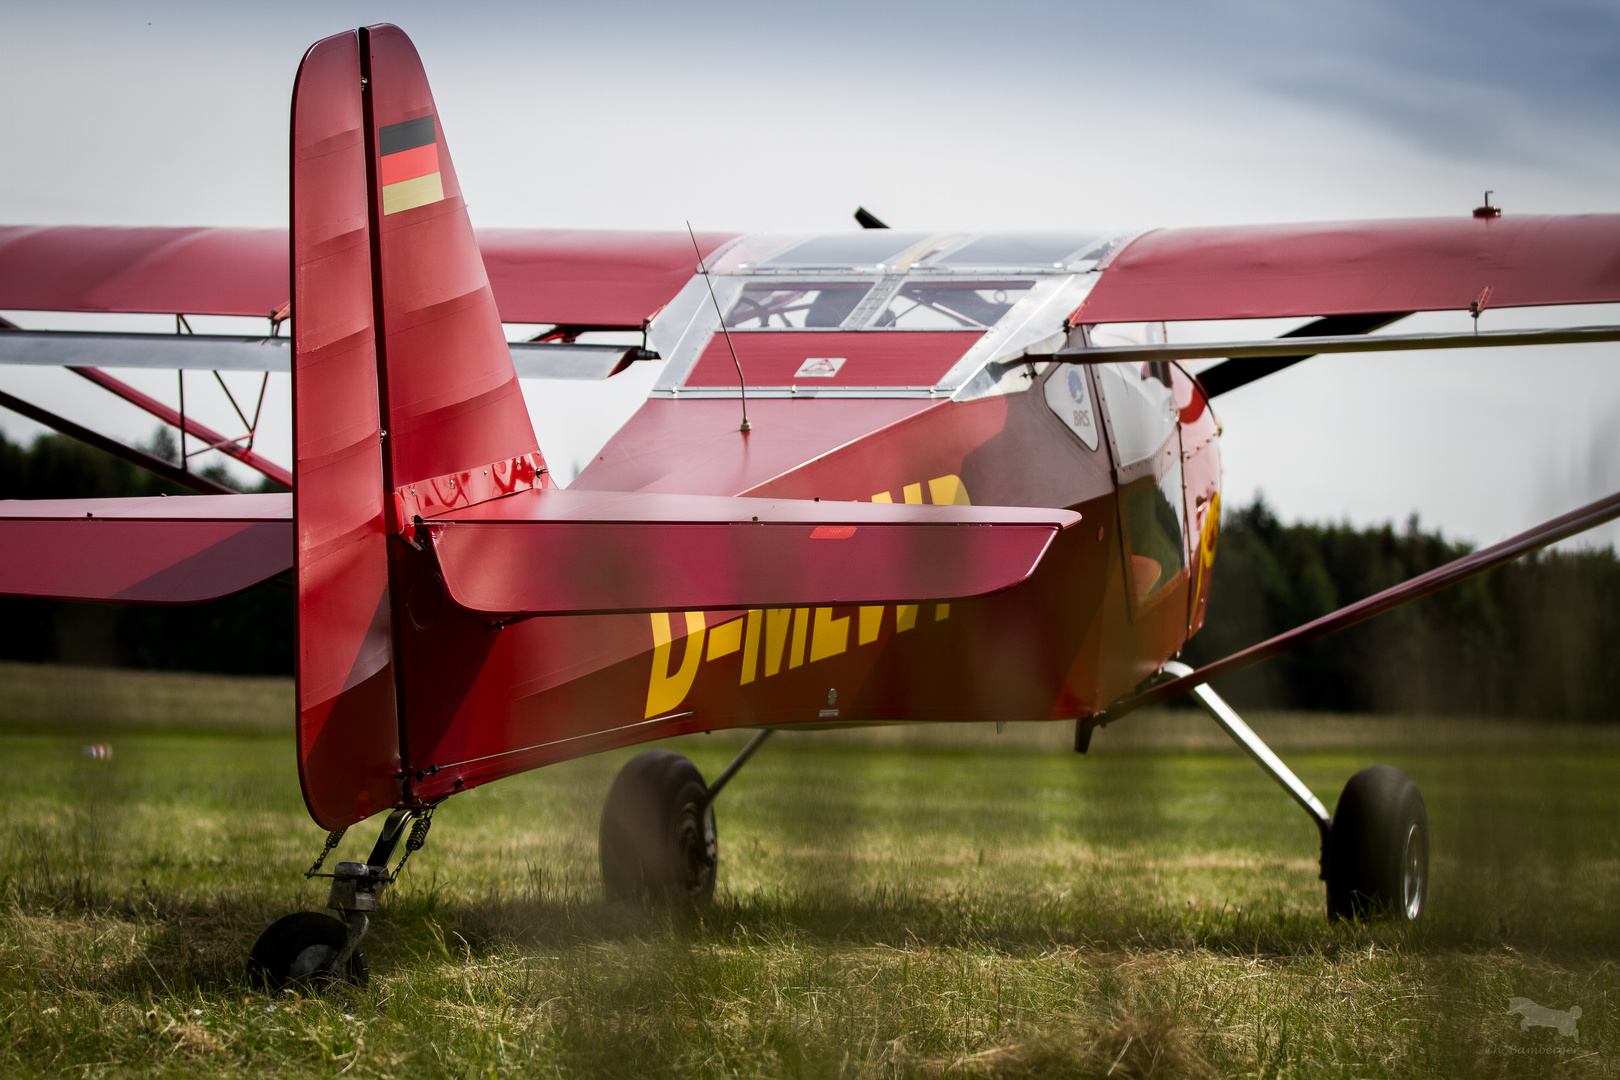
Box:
[1507,998,1581,1042]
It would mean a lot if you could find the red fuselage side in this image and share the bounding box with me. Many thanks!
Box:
[401,360,1220,803]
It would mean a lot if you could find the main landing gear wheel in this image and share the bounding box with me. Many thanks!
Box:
[1327,765,1428,923]
[248,912,369,991]
[599,749,717,902]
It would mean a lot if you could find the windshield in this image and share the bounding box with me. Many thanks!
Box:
[874,281,1034,330]
[725,282,873,329]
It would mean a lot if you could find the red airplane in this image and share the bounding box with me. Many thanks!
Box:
[1,24,1618,989]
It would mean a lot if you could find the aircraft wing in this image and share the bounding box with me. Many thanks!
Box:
[0,493,292,603]
[1073,214,1620,323]
[426,489,1079,616]
[0,225,738,376]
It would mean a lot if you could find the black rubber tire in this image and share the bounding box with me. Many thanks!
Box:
[599,749,718,902]
[1326,765,1428,922]
[247,911,370,990]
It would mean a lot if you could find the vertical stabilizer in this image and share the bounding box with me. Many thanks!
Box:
[291,30,402,828]
[361,24,546,516]
[291,25,547,828]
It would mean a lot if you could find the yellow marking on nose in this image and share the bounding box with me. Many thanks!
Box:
[810,607,850,662]
[858,606,883,644]
[896,605,918,632]
[902,483,923,504]
[934,604,951,621]
[871,491,892,503]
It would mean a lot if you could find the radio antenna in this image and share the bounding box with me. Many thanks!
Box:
[688,221,751,433]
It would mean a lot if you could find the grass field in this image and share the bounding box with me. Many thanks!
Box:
[2,662,1619,1077]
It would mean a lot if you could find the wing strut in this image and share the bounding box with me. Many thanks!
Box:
[0,386,232,495]
[1193,312,1408,397]
[1093,487,1620,726]
[70,366,292,488]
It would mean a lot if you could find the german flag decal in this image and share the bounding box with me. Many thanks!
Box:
[378,115,444,215]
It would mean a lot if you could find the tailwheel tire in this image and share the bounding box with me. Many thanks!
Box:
[1326,765,1428,923]
[599,749,717,902]
[248,911,369,991]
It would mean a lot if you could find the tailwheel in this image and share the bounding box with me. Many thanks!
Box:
[1326,765,1429,923]
[248,912,369,990]
[599,749,717,902]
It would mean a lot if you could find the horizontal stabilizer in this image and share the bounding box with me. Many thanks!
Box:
[428,489,1079,616]
[0,494,291,603]
[0,330,650,380]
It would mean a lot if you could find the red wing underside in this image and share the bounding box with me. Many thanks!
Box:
[0,494,292,602]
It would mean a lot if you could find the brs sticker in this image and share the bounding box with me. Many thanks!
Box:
[794,357,846,378]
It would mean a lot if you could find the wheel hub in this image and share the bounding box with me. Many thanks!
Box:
[1402,822,1426,921]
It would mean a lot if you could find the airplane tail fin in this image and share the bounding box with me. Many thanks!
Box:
[290,24,543,828]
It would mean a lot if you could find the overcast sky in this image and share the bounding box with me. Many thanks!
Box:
[4,0,1619,547]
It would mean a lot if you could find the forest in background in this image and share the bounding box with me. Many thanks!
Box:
[1181,498,1620,720]
[1,429,1616,720]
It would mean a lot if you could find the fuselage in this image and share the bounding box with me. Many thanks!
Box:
[403,230,1221,800]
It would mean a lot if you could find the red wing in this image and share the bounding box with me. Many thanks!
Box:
[0,224,733,329]
[1076,215,1620,323]
[477,228,737,328]
[0,493,291,603]
[0,226,287,318]
[427,489,1079,616]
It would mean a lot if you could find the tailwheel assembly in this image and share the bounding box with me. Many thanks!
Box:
[248,911,369,990]
[249,807,435,991]
[1327,765,1429,922]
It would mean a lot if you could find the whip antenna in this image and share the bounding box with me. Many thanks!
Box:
[688,222,751,433]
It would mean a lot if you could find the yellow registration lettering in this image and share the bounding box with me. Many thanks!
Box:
[789,607,809,668]
[645,611,706,718]
[740,609,763,684]
[764,608,793,676]
[928,474,971,505]
[810,607,850,662]
[707,617,743,660]
[858,605,883,644]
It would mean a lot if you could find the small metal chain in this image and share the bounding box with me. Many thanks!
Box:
[389,809,434,880]
[305,828,346,878]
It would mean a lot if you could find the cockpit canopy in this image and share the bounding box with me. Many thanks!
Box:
[648,230,1134,398]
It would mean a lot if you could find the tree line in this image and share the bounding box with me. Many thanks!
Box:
[1,429,1616,718]
[1181,497,1620,721]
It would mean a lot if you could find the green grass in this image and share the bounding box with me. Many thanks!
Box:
[2,664,1619,1077]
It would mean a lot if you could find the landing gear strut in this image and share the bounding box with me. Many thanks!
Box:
[1160,661,1428,923]
[599,729,773,901]
[249,807,433,990]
